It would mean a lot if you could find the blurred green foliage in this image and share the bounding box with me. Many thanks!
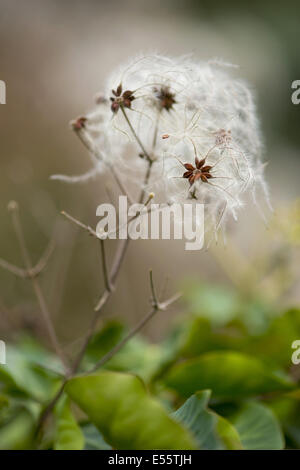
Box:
[1,279,300,449]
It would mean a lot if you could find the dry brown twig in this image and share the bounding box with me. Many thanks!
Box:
[0,102,178,439]
[86,270,181,374]
[34,106,181,435]
[0,234,55,280]
[36,266,181,435]
[0,201,68,370]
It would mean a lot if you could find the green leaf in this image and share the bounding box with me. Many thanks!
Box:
[175,316,245,358]
[163,351,295,399]
[0,346,62,402]
[85,321,124,361]
[82,423,112,450]
[0,394,9,411]
[104,337,162,382]
[269,390,300,449]
[66,371,196,450]
[163,307,300,369]
[172,391,242,449]
[13,335,64,374]
[244,308,300,367]
[232,402,284,450]
[85,322,162,382]
[54,396,84,450]
[0,407,35,450]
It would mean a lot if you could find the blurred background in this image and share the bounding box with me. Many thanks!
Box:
[0,0,299,352]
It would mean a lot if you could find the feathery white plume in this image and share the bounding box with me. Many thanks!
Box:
[51,54,270,238]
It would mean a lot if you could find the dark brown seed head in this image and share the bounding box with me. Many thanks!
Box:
[112,83,123,97]
[71,116,87,131]
[122,90,134,99]
[196,158,206,169]
[110,87,135,113]
[111,101,120,113]
[155,86,176,111]
[181,156,213,186]
[201,165,212,172]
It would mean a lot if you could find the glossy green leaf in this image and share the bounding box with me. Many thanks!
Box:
[163,351,295,399]
[54,396,84,450]
[232,402,284,449]
[173,391,242,449]
[66,371,196,450]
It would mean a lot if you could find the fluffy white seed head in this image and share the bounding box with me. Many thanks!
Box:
[52,54,270,238]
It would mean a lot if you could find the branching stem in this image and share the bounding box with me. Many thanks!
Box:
[7,202,68,371]
[37,105,163,434]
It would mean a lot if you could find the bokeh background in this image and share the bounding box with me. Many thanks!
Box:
[0,0,299,353]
